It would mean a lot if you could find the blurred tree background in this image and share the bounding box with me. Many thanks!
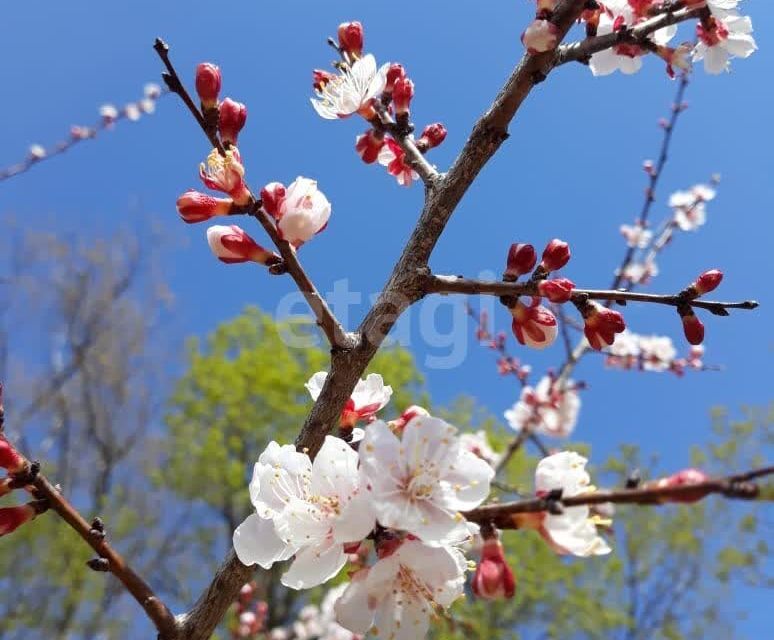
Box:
[0,228,770,639]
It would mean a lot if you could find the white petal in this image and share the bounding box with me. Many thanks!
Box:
[311,435,360,500]
[305,371,328,401]
[334,571,375,634]
[333,490,377,543]
[442,449,494,510]
[281,539,347,589]
[233,513,295,569]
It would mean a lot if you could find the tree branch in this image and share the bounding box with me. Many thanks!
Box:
[464,466,773,529]
[425,274,759,315]
[153,38,353,351]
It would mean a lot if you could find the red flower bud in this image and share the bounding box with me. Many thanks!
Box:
[0,504,36,537]
[418,123,447,149]
[511,299,558,350]
[472,537,516,600]
[195,63,222,109]
[337,21,364,57]
[260,182,286,218]
[657,468,711,503]
[540,239,571,272]
[392,77,415,116]
[355,130,385,164]
[218,98,247,146]
[538,278,575,303]
[681,312,704,345]
[583,303,626,350]
[693,269,723,295]
[504,243,537,281]
[176,190,232,224]
[0,436,24,474]
[384,64,406,94]
[313,69,336,93]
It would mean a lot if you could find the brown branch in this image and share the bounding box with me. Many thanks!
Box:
[153,39,353,351]
[465,466,773,530]
[4,442,177,637]
[425,274,759,315]
[555,5,703,67]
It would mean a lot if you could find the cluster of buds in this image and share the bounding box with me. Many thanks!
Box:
[472,529,516,600]
[521,1,560,54]
[675,269,724,346]
[229,582,268,639]
[194,63,248,147]
[311,21,447,187]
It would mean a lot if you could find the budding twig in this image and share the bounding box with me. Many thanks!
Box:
[465,466,774,529]
[153,38,354,351]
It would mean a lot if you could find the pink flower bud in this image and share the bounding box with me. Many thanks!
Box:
[260,182,286,219]
[0,436,24,474]
[656,468,711,504]
[0,504,36,537]
[538,278,575,303]
[384,63,406,94]
[195,62,222,109]
[218,98,247,146]
[392,77,415,116]
[313,69,335,93]
[176,190,232,224]
[521,19,559,54]
[540,239,571,272]
[681,312,704,345]
[505,243,537,281]
[355,130,385,164]
[206,225,281,266]
[472,537,516,600]
[511,299,558,350]
[694,269,723,295]
[338,21,364,57]
[583,303,626,350]
[418,123,447,150]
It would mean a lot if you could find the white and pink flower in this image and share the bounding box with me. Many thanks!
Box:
[306,372,393,428]
[312,54,388,120]
[262,177,332,247]
[510,298,558,350]
[504,376,580,439]
[199,147,251,205]
[693,13,756,74]
[377,138,419,187]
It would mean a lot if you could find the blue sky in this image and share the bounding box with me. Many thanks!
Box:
[1,0,771,635]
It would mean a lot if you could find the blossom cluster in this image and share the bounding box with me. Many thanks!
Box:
[605,331,706,375]
[311,22,447,186]
[521,1,756,76]
[505,376,582,439]
[232,373,612,639]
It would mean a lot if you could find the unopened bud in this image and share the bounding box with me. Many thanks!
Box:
[417,123,447,151]
[206,225,282,266]
[538,278,575,303]
[338,21,364,58]
[0,504,36,537]
[0,436,24,474]
[392,77,415,116]
[260,182,286,218]
[521,19,559,54]
[655,468,711,503]
[218,98,247,146]
[472,537,516,600]
[384,64,406,95]
[176,190,232,224]
[540,239,571,272]
[583,303,626,350]
[504,243,537,281]
[195,63,222,109]
[693,269,723,295]
[681,310,704,345]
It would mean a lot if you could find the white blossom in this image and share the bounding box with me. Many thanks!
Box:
[312,54,388,119]
[535,451,612,557]
[620,223,653,249]
[275,177,332,247]
[334,539,467,640]
[306,372,392,426]
[359,417,493,542]
[669,183,716,231]
[504,376,580,439]
[459,430,502,468]
[693,13,756,74]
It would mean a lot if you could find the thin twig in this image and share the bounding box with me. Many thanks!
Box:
[153,38,353,350]
[465,466,773,529]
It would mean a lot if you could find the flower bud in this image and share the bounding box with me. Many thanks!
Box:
[384,63,406,95]
[681,311,704,345]
[511,299,558,350]
[206,225,282,266]
[504,243,537,281]
[693,269,723,295]
[338,21,364,58]
[472,537,516,600]
[540,239,571,272]
[583,303,626,350]
[655,468,711,504]
[538,278,575,303]
[417,123,447,150]
[195,63,222,109]
[176,190,232,224]
[355,130,385,164]
[313,69,336,93]
[0,436,25,474]
[218,98,247,146]
[521,19,559,54]
[260,182,286,219]
[392,77,415,116]
[274,177,332,247]
[0,504,36,537]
